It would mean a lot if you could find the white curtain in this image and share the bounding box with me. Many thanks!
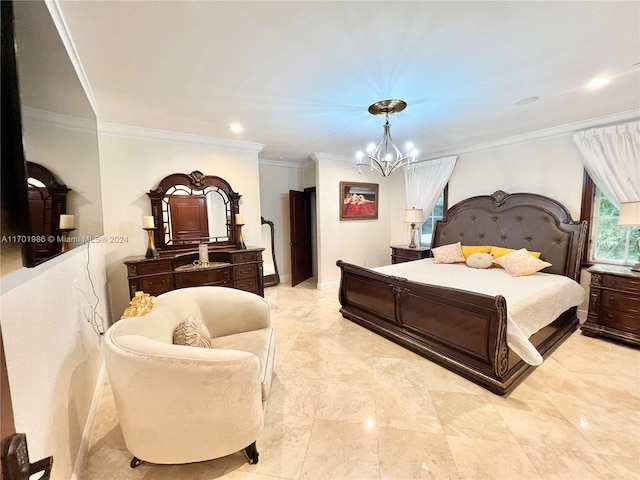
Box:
[572,120,640,206]
[404,155,457,212]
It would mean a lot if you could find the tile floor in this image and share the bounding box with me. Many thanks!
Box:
[79,279,640,480]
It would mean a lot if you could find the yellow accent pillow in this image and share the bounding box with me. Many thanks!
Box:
[432,242,466,264]
[493,248,552,276]
[461,245,491,259]
[490,246,541,259]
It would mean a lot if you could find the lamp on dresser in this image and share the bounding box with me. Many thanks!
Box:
[618,201,640,272]
[403,207,424,249]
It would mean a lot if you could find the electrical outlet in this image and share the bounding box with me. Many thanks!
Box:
[363,259,367,267]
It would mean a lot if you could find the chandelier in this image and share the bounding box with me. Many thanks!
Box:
[356,99,418,177]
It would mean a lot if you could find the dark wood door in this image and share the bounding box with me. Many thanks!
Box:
[289,190,313,286]
[169,195,209,243]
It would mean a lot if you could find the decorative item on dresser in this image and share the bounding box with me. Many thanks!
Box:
[581,264,640,347]
[390,245,431,264]
[126,171,264,297]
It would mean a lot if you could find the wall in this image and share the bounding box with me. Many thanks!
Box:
[313,153,406,289]
[97,126,264,318]
[0,242,109,480]
[258,160,304,284]
[448,133,584,217]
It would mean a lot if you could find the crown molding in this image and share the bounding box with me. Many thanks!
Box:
[420,109,640,161]
[310,152,352,164]
[46,0,101,120]
[98,122,265,153]
[22,108,96,133]
[259,159,305,169]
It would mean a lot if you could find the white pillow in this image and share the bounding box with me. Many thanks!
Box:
[431,242,466,264]
[173,316,212,348]
[466,252,494,269]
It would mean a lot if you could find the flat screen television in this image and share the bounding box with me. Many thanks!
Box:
[1,0,103,270]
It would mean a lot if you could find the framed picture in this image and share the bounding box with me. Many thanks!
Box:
[340,181,379,221]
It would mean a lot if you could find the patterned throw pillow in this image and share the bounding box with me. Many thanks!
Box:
[432,242,466,264]
[493,248,552,276]
[173,316,212,348]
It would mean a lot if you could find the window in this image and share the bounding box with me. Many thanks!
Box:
[420,185,448,246]
[582,173,639,265]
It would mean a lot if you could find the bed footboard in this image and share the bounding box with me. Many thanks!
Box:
[336,260,577,395]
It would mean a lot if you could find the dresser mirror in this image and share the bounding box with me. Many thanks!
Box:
[147,171,241,251]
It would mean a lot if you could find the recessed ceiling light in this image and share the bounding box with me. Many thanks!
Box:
[514,96,539,106]
[229,122,244,134]
[587,76,610,89]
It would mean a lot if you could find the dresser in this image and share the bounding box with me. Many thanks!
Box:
[125,247,264,298]
[390,245,431,264]
[581,264,640,347]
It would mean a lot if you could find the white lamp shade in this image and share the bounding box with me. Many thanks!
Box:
[618,201,640,226]
[404,208,424,224]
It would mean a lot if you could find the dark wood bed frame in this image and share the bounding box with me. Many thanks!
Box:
[337,190,587,395]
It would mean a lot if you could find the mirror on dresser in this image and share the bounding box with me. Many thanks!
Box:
[147,171,242,251]
[124,171,265,299]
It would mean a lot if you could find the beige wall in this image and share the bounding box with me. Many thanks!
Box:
[258,160,304,284]
[0,242,108,480]
[449,133,584,217]
[97,127,264,319]
[313,153,406,288]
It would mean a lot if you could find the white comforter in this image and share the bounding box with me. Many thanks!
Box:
[372,259,585,365]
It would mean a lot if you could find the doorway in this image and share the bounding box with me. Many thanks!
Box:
[289,188,315,286]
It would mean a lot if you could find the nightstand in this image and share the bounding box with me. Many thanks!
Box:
[581,264,640,347]
[390,245,431,264]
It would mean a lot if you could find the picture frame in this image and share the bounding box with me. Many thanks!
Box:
[340,181,379,221]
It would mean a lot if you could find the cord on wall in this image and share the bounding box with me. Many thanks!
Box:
[76,241,106,336]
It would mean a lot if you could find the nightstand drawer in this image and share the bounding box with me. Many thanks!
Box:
[602,290,640,314]
[603,274,640,292]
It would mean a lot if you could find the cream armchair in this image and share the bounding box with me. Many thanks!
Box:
[103,286,275,467]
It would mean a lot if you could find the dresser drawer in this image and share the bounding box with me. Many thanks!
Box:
[233,264,257,280]
[602,274,640,293]
[139,274,174,295]
[175,268,231,288]
[137,260,173,276]
[601,309,640,335]
[234,278,258,293]
[602,290,640,314]
[227,251,257,263]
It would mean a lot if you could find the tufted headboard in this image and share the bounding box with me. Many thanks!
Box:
[432,190,587,281]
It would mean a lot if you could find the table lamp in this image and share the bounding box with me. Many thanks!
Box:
[403,208,424,249]
[618,201,640,272]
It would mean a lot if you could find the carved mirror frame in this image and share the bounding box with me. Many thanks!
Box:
[147,171,241,251]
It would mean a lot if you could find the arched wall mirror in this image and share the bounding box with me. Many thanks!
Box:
[148,171,241,251]
[26,161,69,264]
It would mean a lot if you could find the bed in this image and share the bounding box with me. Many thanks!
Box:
[336,190,588,395]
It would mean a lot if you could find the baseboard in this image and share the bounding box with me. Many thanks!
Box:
[317,279,340,290]
[71,360,107,480]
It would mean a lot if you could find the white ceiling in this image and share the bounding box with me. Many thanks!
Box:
[55,0,640,162]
